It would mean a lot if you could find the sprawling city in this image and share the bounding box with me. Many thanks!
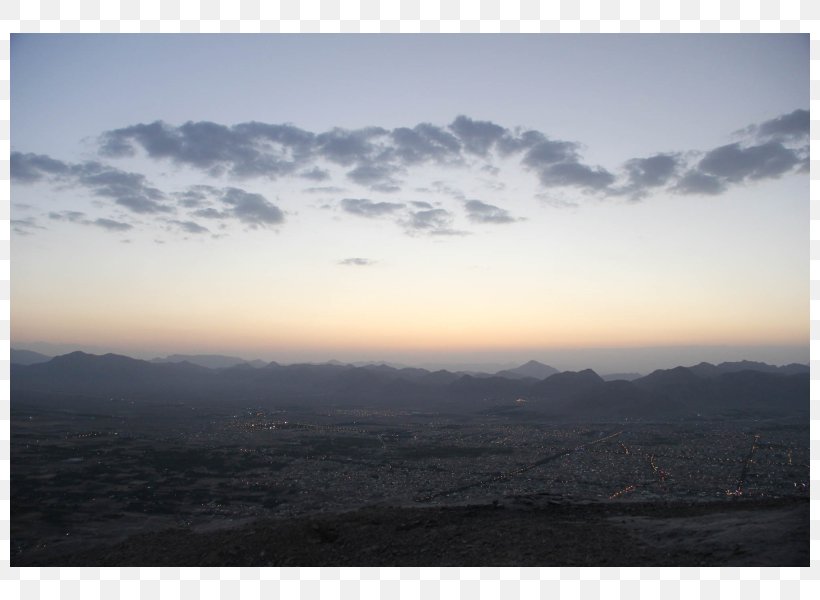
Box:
[10,353,809,565]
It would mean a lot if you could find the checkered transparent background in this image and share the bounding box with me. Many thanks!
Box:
[0,1,818,598]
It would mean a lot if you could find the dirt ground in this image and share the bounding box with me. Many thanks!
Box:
[18,495,807,566]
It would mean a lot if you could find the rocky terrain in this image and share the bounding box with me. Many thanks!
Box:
[20,496,808,566]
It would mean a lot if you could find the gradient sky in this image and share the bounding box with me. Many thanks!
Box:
[10,34,809,372]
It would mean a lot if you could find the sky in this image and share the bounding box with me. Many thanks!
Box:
[9,34,809,373]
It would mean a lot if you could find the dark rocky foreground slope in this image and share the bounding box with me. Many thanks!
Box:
[21,496,807,566]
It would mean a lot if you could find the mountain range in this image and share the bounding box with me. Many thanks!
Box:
[150,354,269,369]
[10,350,809,420]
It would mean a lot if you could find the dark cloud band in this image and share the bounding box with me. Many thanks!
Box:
[91,110,808,200]
[11,109,808,241]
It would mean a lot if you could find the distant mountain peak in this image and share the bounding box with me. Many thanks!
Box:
[688,360,809,378]
[544,369,604,383]
[10,348,53,366]
[151,353,264,369]
[52,350,100,362]
[496,360,559,380]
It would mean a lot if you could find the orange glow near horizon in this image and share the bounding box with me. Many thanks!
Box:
[12,293,806,359]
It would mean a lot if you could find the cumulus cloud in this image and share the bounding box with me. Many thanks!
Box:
[674,139,804,196]
[697,141,801,182]
[496,129,552,156]
[12,152,284,237]
[192,207,226,219]
[624,154,680,188]
[75,164,169,214]
[174,185,285,229]
[410,201,434,209]
[612,154,682,199]
[520,137,578,168]
[536,161,615,190]
[11,152,170,214]
[743,108,809,142]
[175,185,219,208]
[390,123,461,164]
[399,208,467,236]
[220,187,284,227]
[169,219,209,234]
[91,111,806,203]
[673,170,726,195]
[514,133,612,193]
[92,218,133,232]
[12,109,809,242]
[315,127,387,166]
[11,217,46,235]
[300,167,331,181]
[662,110,808,197]
[346,163,402,190]
[112,196,167,214]
[341,198,405,218]
[48,210,86,222]
[48,210,133,232]
[10,152,70,182]
[405,208,451,230]
[339,257,375,266]
[464,200,517,224]
[100,120,314,178]
[449,115,505,156]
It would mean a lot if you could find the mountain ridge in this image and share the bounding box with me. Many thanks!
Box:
[10,350,809,419]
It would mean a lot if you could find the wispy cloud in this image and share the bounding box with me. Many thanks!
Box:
[399,207,468,237]
[11,217,46,235]
[12,153,170,214]
[339,257,376,266]
[92,218,133,232]
[168,219,209,234]
[12,154,283,237]
[48,210,133,232]
[464,200,518,224]
[341,198,405,218]
[48,210,86,222]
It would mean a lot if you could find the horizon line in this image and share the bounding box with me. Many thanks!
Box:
[10,345,810,375]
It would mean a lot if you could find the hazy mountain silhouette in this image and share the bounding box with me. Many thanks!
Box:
[10,348,52,365]
[152,353,267,369]
[12,351,222,400]
[496,360,559,380]
[635,366,700,388]
[687,360,809,378]
[530,369,605,401]
[10,351,809,419]
[601,372,642,382]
